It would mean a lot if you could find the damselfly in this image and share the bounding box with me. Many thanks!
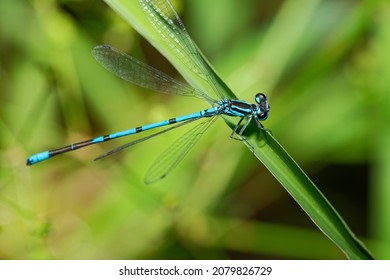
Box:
[26,0,270,184]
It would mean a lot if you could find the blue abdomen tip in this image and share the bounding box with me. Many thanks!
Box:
[26,151,50,166]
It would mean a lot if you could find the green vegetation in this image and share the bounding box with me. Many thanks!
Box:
[0,0,388,259]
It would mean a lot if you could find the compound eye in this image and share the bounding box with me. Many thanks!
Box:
[255,93,266,104]
[258,112,268,121]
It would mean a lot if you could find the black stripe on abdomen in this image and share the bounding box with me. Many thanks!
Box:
[169,118,177,124]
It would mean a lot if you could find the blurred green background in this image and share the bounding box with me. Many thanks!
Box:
[1,0,389,259]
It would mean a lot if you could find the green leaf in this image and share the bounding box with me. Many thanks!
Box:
[101,0,373,259]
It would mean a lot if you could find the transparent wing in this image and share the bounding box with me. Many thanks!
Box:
[145,116,217,184]
[139,0,225,101]
[92,45,214,102]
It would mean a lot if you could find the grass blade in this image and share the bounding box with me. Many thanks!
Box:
[101,0,373,259]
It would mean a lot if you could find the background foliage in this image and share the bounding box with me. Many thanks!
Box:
[0,0,389,259]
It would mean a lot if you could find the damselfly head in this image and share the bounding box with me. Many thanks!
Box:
[254,93,270,120]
